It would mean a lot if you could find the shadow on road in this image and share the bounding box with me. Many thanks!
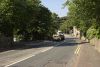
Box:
[0,38,89,52]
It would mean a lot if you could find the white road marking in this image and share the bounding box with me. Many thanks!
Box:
[4,55,36,67]
[41,47,53,52]
[0,50,15,55]
[4,41,65,67]
[39,41,65,53]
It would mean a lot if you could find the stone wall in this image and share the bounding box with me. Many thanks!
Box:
[0,35,12,48]
[90,38,100,52]
[73,32,100,53]
[72,26,100,53]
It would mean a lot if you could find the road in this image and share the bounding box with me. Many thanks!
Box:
[0,35,80,67]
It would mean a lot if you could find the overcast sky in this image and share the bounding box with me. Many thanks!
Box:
[41,0,68,17]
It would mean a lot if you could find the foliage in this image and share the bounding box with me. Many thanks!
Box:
[0,0,60,43]
[60,20,72,33]
[50,13,61,34]
[86,26,98,39]
[59,17,69,33]
[64,0,100,38]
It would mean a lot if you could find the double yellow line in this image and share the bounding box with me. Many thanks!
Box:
[75,45,81,54]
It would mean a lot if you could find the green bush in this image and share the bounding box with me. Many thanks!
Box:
[86,26,98,39]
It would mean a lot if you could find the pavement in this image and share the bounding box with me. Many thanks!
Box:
[75,42,100,67]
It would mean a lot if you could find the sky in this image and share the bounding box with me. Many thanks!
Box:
[41,0,68,17]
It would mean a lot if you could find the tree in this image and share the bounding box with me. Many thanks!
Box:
[0,0,41,41]
[50,13,60,34]
[14,0,41,40]
[31,5,52,40]
[0,0,61,44]
[65,0,100,38]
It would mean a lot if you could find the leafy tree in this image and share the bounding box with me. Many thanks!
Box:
[50,13,61,34]
[64,0,100,38]
[0,0,61,44]
[0,0,41,41]
[31,5,52,40]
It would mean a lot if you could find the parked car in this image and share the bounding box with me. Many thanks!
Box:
[52,31,65,41]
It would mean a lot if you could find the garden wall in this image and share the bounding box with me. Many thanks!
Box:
[90,38,100,52]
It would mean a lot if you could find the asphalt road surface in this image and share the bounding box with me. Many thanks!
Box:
[7,36,79,67]
[0,35,80,67]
